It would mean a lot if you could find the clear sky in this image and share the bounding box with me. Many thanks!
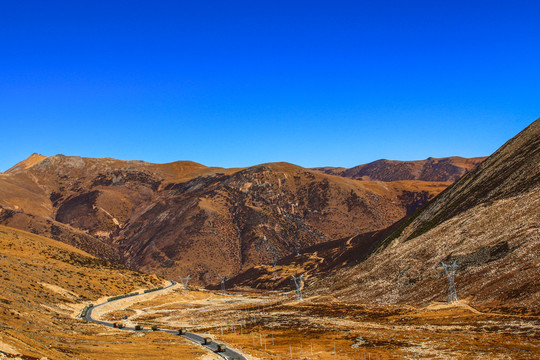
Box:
[1,1,538,172]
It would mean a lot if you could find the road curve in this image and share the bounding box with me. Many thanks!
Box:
[82,281,246,360]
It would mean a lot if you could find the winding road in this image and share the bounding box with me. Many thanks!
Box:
[82,281,246,360]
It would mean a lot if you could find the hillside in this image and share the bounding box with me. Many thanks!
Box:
[0,207,121,262]
[313,156,486,182]
[225,119,539,313]
[0,155,450,285]
[0,225,215,359]
[221,225,398,291]
[313,119,540,311]
[117,164,448,283]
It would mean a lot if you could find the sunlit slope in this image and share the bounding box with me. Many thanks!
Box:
[0,154,449,285]
[119,162,448,283]
[0,225,212,359]
[313,118,540,311]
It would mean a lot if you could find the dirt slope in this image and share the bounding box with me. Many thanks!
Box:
[0,206,121,262]
[310,118,540,311]
[0,155,450,285]
[117,163,448,283]
[0,225,215,359]
[221,225,399,291]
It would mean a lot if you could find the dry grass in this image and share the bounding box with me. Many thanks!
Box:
[0,226,218,359]
[95,286,540,359]
[310,187,540,311]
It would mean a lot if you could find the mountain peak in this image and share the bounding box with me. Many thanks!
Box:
[5,153,48,173]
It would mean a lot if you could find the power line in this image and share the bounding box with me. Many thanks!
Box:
[218,274,227,295]
[273,256,278,279]
[292,275,304,301]
[440,261,458,303]
[179,275,190,293]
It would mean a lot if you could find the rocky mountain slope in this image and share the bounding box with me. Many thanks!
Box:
[0,154,454,285]
[313,156,486,182]
[117,163,450,283]
[235,119,539,312]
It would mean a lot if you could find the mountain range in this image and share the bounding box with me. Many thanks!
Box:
[0,154,479,285]
[313,156,486,182]
[226,118,540,312]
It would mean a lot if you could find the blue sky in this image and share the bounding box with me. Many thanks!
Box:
[1,1,538,172]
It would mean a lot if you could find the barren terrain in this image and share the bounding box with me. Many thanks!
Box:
[0,120,537,359]
[0,226,218,359]
[93,286,540,359]
[228,119,540,313]
[0,155,452,285]
[313,156,486,182]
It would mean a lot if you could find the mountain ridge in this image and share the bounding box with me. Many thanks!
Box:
[313,156,487,182]
[225,118,539,311]
[0,153,463,285]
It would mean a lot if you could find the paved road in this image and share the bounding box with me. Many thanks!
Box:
[83,281,246,360]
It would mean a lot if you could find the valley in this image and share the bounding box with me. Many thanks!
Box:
[87,285,540,359]
[0,119,538,359]
[0,226,218,360]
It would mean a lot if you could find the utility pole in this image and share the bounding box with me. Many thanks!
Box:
[292,275,304,301]
[218,274,227,295]
[179,275,190,293]
[440,261,458,303]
